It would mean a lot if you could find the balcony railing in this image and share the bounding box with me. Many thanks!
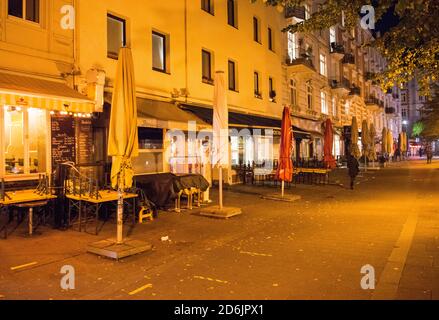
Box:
[329,77,350,90]
[366,96,384,108]
[342,53,355,65]
[385,107,395,114]
[330,42,345,55]
[285,49,315,70]
[285,6,305,20]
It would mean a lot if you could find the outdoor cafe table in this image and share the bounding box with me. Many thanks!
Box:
[66,190,138,235]
[0,189,57,238]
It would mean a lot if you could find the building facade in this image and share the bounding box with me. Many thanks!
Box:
[0,0,405,184]
[282,1,401,161]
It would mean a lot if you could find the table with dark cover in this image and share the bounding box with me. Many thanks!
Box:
[134,173,210,209]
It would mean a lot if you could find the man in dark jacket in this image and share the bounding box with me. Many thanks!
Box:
[347,154,360,190]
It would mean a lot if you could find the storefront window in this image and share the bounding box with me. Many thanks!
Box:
[28,108,47,173]
[4,107,24,175]
[2,106,47,176]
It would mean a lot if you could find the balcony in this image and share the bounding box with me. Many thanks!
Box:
[385,107,396,114]
[342,53,355,65]
[330,42,345,60]
[285,6,305,20]
[365,96,383,112]
[285,50,316,76]
[329,77,350,96]
[349,86,361,97]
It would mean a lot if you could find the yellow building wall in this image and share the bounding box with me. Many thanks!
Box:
[0,0,75,78]
[76,0,285,119]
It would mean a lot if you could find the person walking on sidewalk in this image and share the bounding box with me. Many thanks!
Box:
[347,154,360,190]
[426,145,433,164]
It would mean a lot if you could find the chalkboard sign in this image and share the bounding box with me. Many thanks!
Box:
[51,115,76,167]
[77,118,94,165]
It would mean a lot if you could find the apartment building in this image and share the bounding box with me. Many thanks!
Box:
[282,1,401,160]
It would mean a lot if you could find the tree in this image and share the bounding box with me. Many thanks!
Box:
[411,121,424,138]
[420,84,439,139]
[253,0,439,95]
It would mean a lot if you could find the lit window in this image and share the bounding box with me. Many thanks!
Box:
[228,60,237,91]
[8,0,39,23]
[107,14,126,59]
[304,4,311,20]
[288,32,298,61]
[329,26,336,45]
[319,54,327,76]
[202,50,213,83]
[2,106,47,176]
[227,0,237,27]
[152,31,169,73]
[321,91,328,114]
[201,0,214,15]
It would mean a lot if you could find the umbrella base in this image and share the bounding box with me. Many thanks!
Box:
[198,206,242,219]
[261,193,301,202]
[87,238,152,260]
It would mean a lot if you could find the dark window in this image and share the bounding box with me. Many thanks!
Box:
[8,0,39,23]
[253,17,260,43]
[107,14,126,59]
[201,0,214,15]
[152,31,167,72]
[268,27,273,51]
[227,0,237,27]
[202,50,213,83]
[228,60,236,91]
[269,77,276,101]
[254,72,260,97]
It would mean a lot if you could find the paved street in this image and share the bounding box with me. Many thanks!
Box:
[1,159,439,300]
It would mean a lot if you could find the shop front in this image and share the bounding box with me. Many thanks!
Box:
[0,72,96,183]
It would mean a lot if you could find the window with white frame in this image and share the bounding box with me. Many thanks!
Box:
[107,14,127,59]
[288,32,298,60]
[321,91,328,114]
[1,106,48,177]
[319,53,327,76]
[304,3,311,20]
[290,79,297,106]
[152,31,169,73]
[332,96,337,116]
[8,0,39,23]
[306,81,313,110]
[330,26,336,45]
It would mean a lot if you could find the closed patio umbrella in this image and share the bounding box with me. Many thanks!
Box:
[382,127,388,154]
[387,129,394,157]
[323,118,336,169]
[361,120,370,169]
[276,106,293,197]
[107,47,139,244]
[212,71,229,209]
[350,116,361,159]
[369,123,377,163]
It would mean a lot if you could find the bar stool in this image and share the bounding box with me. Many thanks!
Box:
[14,200,48,236]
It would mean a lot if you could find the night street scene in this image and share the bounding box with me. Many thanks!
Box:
[1,0,439,312]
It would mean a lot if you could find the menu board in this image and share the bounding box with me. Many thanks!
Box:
[77,118,94,165]
[51,115,76,167]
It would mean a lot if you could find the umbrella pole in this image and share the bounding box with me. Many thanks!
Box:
[219,165,223,210]
[281,181,285,198]
[116,171,124,245]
